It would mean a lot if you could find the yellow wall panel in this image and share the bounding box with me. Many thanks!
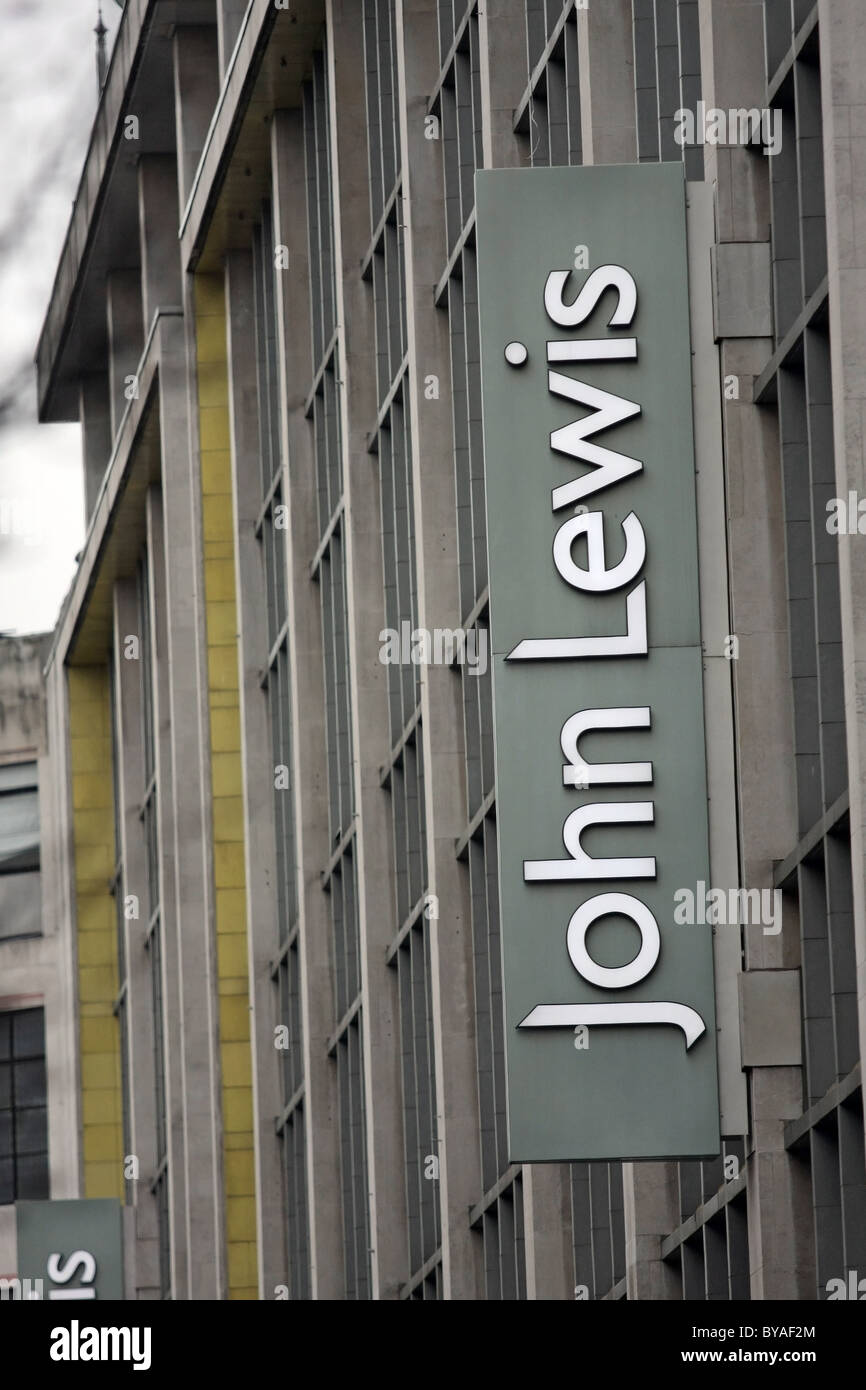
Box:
[200,454,233,498]
[216,933,248,980]
[224,1150,256,1196]
[213,841,246,889]
[86,1161,124,1198]
[211,752,243,799]
[68,664,123,1201]
[215,886,246,929]
[219,996,251,1042]
[212,795,245,844]
[226,1240,257,1288]
[82,1088,121,1127]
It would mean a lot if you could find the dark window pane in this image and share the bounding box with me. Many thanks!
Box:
[0,1064,10,1109]
[0,1112,12,1156]
[15,1152,49,1200]
[12,1008,44,1058]
[15,1106,47,1156]
[14,1059,46,1108]
[0,1157,13,1204]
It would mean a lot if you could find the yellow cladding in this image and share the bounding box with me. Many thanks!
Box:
[224,1149,256,1195]
[68,665,123,1200]
[194,273,257,1299]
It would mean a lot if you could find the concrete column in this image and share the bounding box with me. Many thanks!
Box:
[106,269,143,441]
[217,0,248,76]
[623,1162,681,1300]
[138,155,182,331]
[697,0,806,1298]
[144,484,191,1302]
[747,1068,816,1297]
[157,311,224,1299]
[395,0,484,1302]
[271,108,343,1299]
[577,0,638,165]
[818,0,866,1154]
[327,0,409,1299]
[223,248,285,1300]
[522,1165,574,1299]
[173,26,220,213]
[34,655,81,1202]
[478,0,531,169]
[79,374,112,523]
[112,578,160,1299]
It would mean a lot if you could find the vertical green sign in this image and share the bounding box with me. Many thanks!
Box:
[476,164,720,1161]
[16,1199,125,1300]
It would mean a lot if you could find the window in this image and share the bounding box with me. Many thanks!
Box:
[0,1007,49,1204]
[0,762,41,941]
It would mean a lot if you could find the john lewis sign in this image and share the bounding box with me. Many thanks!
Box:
[476,164,720,1160]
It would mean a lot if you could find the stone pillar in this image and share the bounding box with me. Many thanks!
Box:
[478,0,530,168]
[271,108,344,1300]
[394,0,484,1302]
[327,0,409,1299]
[624,1162,681,1300]
[577,0,638,165]
[522,1165,575,1300]
[106,269,143,441]
[79,374,111,522]
[223,247,286,1299]
[157,310,224,1298]
[138,155,182,331]
[173,25,220,212]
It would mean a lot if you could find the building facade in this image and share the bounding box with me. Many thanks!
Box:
[33,0,866,1299]
[0,632,81,1283]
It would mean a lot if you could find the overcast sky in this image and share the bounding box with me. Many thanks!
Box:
[0,0,121,635]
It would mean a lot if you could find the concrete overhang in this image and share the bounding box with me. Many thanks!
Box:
[35,0,215,425]
[45,313,176,675]
[179,0,325,274]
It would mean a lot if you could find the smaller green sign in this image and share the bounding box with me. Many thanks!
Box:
[16,1199,125,1301]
